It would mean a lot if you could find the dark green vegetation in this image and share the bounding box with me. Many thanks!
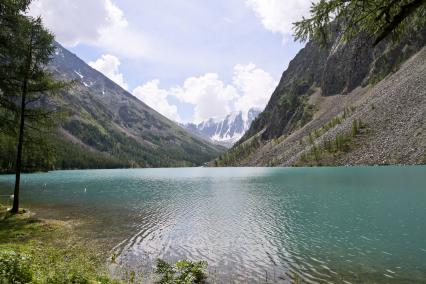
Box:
[214,135,261,167]
[294,0,426,47]
[0,204,210,283]
[155,259,208,284]
[0,205,120,283]
[297,117,367,166]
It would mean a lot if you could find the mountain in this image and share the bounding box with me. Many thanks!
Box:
[52,43,227,168]
[213,25,426,167]
[183,108,261,148]
[0,43,225,171]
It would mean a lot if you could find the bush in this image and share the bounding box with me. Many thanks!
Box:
[155,259,207,284]
[0,251,33,284]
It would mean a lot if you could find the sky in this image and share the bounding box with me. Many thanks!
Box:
[28,0,312,123]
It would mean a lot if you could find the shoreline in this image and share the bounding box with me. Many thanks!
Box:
[0,205,119,283]
[0,163,424,176]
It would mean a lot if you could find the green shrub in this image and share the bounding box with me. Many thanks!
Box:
[351,119,364,137]
[314,129,321,138]
[45,272,90,284]
[311,145,321,162]
[214,136,261,166]
[155,259,207,284]
[0,251,33,284]
[308,133,314,145]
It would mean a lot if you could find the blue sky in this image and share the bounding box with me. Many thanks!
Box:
[29,0,311,123]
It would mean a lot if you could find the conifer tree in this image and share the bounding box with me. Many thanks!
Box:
[0,1,66,213]
[294,0,426,46]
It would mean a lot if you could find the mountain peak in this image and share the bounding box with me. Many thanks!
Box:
[183,108,261,148]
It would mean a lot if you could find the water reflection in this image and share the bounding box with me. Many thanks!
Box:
[0,167,425,283]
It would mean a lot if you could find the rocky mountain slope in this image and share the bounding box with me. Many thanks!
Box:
[213,26,426,167]
[183,108,260,147]
[33,43,225,169]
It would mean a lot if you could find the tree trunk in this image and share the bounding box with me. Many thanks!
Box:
[373,0,426,46]
[10,76,27,214]
[11,30,33,214]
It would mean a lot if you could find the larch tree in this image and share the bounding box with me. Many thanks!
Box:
[0,1,66,214]
[294,0,426,46]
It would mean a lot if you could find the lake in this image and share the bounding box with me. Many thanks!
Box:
[0,167,425,283]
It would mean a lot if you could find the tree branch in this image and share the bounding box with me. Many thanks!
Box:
[373,0,426,46]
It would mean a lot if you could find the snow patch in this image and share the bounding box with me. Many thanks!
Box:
[74,70,84,79]
[183,108,261,146]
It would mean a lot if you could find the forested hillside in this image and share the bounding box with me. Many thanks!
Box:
[0,43,224,172]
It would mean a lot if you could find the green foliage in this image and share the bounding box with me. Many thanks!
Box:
[0,118,224,172]
[155,259,207,284]
[239,86,314,145]
[61,118,218,168]
[314,129,321,138]
[351,119,363,137]
[298,106,365,165]
[300,120,365,165]
[1,0,69,212]
[214,136,261,167]
[0,251,32,283]
[334,133,350,152]
[268,157,279,167]
[51,135,127,170]
[0,210,122,284]
[0,131,56,173]
[0,13,66,130]
[308,133,314,145]
[272,134,287,145]
[0,130,128,172]
[294,0,426,47]
[278,93,314,134]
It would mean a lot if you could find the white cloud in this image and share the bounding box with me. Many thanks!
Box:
[233,63,277,116]
[173,74,239,123]
[89,54,128,90]
[172,65,276,122]
[246,0,311,37]
[28,0,150,58]
[133,80,181,122]
[132,64,277,123]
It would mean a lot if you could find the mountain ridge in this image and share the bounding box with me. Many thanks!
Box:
[213,25,426,167]
[51,42,226,168]
[183,108,260,148]
[0,42,225,172]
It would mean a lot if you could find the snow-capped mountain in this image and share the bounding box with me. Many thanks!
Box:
[183,108,261,147]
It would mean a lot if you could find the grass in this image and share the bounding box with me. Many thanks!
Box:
[0,204,121,284]
[0,205,211,284]
[155,259,207,284]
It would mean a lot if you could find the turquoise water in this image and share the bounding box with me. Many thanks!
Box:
[0,167,425,283]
